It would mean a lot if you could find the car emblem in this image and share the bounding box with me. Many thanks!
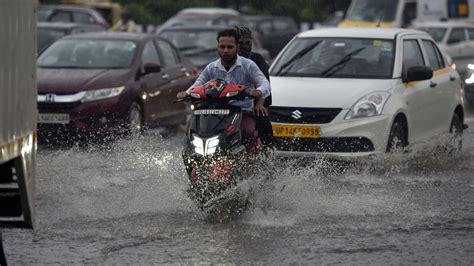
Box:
[45,94,56,103]
[291,110,302,120]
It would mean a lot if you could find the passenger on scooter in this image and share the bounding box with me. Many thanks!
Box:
[233,24,273,148]
[176,29,271,149]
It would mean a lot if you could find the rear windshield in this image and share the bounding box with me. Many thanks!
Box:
[37,39,137,69]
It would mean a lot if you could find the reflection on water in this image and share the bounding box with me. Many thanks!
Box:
[3,129,473,264]
[34,131,474,226]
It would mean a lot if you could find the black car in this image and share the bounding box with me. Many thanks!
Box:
[38,22,105,53]
[38,5,109,29]
[244,15,299,58]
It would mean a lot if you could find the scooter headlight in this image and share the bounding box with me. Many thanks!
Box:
[206,136,220,155]
[192,135,219,156]
[192,136,205,155]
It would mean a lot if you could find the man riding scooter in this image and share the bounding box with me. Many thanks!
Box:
[177,29,271,149]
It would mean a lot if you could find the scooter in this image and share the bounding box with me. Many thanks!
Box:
[178,79,261,210]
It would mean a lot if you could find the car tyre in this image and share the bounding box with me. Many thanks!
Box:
[128,102,143,137]
[448,113,463,152]
[386,119,407,153]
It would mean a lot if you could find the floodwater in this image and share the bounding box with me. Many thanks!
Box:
[2,114,474,264]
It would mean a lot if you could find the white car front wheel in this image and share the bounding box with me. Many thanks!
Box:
[448,113,463,152]
[386,119,407,153]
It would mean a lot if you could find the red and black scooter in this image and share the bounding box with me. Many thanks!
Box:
[178,79,261,209]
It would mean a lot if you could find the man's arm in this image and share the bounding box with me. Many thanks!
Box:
[186,65,211,94]
[177,65,211,98]
[251,52,270,81]
[248,61,270,98]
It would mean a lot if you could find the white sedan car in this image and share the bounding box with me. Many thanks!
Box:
[268,27,466,157]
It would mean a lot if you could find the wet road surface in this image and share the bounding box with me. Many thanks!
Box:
[3,113,474,264]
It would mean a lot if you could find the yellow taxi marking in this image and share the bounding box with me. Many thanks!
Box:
[338,20,395,28]
[272,124,321,138]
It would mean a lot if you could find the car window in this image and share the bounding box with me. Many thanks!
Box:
[422,40,442,70]
[38,9,53,21]
[257,20,273,35]
[160,30,217,51]
[73,12,95,24]
[274,20,290,31]
[468,28,474,40]
[50,11,72,23]
[142,41,161,67]
[156,39,180,66]
[448,28,466,44]
[402,39,425,75]
[433,42,446,68]
[402,2,417,26]
[345,0,398,22]
[419,27,447,43]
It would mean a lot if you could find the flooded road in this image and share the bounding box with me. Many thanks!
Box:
[3,113,474,264]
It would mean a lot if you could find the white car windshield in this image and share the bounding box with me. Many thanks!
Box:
[271,37,394,79]
[37,39,137,69]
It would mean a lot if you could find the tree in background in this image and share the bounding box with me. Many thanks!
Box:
[39,0,351,26]
[242,0,350,24]
[115,0,215,25]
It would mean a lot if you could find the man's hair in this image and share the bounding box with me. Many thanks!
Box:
[233,24,252,39]
[217,29,239,44]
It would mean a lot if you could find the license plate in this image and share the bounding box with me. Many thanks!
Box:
[272,124,320,138]
[38,113,70,124]
[194,109,230,115]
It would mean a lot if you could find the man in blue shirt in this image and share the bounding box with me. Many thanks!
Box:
[177,29,271,148]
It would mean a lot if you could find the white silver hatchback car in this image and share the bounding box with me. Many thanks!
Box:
[268,27,466,157]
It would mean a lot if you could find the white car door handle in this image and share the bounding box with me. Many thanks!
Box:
[162,74,169,80]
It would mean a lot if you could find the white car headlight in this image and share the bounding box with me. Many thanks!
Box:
[345,91,391,120]
[82,86,125,102]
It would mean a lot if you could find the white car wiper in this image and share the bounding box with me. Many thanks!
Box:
[320,47,366,78]
[275,40,322,76]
